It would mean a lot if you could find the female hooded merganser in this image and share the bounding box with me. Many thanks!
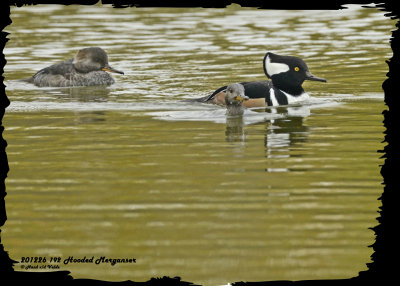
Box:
[198,52,326,107]
[224,83,249,116]
[25,47,124,87]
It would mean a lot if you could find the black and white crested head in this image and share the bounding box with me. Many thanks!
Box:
[263,52,292,78]
[263,52,326,95]
[225,83,249,116]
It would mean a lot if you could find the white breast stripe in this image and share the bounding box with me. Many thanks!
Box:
[265,55,290,76]
[269,88,279,106]
[283,91,310,104]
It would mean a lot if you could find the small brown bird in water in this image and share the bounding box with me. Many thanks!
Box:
[25,47,124,87]
[224,83,249,116]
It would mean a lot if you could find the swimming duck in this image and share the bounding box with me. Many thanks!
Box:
[224,83,249,116]
[25,47,124,87]
[197,52,326,107]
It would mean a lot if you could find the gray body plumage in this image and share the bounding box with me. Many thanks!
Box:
[26,47,123,87]
[226,104,245,117]
[225,83,248,116]
[31,67,115,87]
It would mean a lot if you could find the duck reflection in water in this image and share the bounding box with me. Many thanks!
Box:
[264,106,311,160]
[24,47,124,87]
[53,86,112,102]
[224,83,249,142]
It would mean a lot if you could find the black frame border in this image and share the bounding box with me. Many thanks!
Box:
[1,1,398,285]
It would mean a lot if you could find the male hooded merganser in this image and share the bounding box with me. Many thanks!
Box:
[25,47,124,87]
[198,52,326,107]
[224,83,249,116]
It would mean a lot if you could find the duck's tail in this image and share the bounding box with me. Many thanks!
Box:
[19,77,34,83]
[184,86,227,103]
[183,95,211,103]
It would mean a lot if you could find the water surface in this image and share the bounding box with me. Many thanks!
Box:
[2,4,395,286]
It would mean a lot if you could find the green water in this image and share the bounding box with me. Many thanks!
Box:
[2,4,395,286]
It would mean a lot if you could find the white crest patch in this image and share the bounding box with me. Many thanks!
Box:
[265,55,290,76]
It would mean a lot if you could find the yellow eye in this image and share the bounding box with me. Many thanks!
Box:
[294,67,300,72]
